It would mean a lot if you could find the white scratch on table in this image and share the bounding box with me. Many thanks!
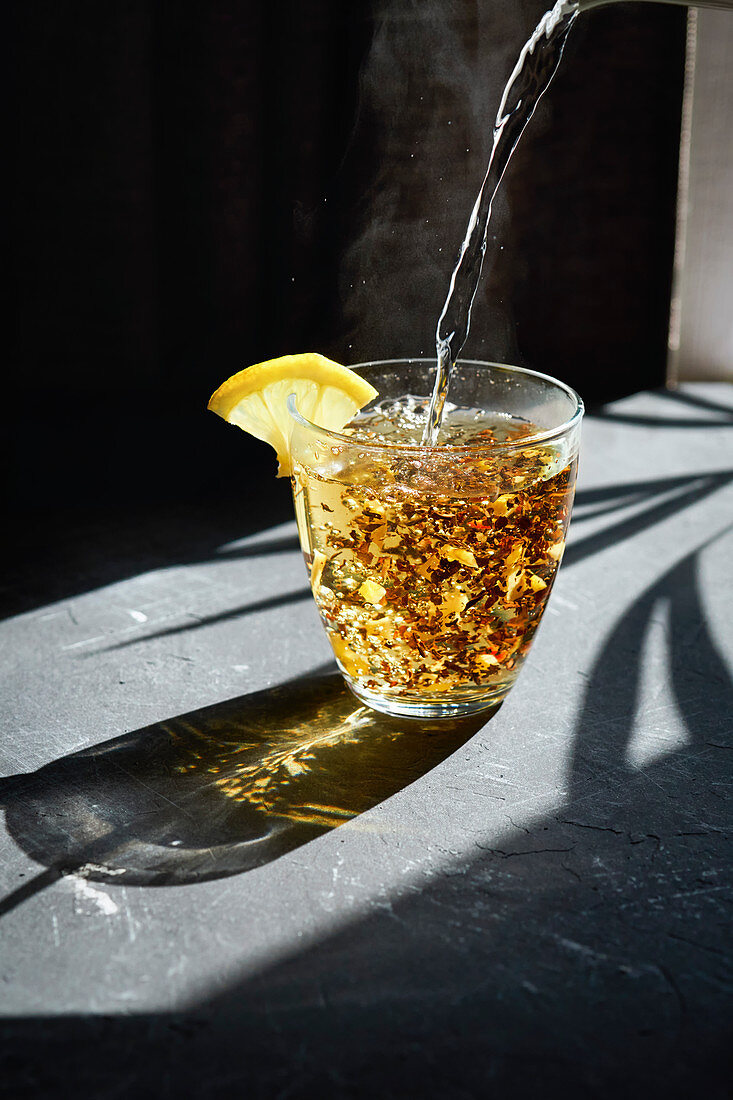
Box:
[120,887,141,943]
[61,636,106,651]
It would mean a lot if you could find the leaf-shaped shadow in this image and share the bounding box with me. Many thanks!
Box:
[565,470,732,568]
[95,471,732,649]
[568,531,733,802]
[99,586,312,651]
[589,386,733,429]
[0,671,492,912]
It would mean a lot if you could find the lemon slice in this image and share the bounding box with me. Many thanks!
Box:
[207,353,378,476]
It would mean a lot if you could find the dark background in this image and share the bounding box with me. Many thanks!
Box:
[5,0,687,612]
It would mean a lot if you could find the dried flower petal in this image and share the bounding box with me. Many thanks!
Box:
[441,546,478,568]
[359,580,387,604]
[310,550,327,590]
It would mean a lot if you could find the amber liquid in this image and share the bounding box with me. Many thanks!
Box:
[293,402,577,711]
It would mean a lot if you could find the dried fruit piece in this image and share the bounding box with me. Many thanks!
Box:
[441,546,478,568]
[359,580,387,604]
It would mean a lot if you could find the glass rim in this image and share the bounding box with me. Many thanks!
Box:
[287,358,584,453]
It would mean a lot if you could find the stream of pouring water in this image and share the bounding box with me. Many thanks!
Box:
[422,0,579,444]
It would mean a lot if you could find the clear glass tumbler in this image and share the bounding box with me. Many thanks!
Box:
[288,359,583,719]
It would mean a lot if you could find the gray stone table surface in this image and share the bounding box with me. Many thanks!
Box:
[1,383,731,1098]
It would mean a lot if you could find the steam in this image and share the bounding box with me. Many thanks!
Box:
[338,0,538,367]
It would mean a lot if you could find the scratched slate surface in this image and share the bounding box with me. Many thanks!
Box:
[1,384,731,1099]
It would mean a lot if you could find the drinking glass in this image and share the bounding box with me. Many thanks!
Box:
[288,359,583,719]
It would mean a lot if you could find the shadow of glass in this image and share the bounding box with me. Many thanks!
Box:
[0,672,492,908]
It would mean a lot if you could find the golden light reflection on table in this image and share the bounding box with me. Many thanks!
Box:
[168,673,492,829]
[2,672,494,889]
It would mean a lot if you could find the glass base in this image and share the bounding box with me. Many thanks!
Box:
[344,678,509,720]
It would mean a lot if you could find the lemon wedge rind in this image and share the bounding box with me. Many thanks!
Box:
[207,353,378,477]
